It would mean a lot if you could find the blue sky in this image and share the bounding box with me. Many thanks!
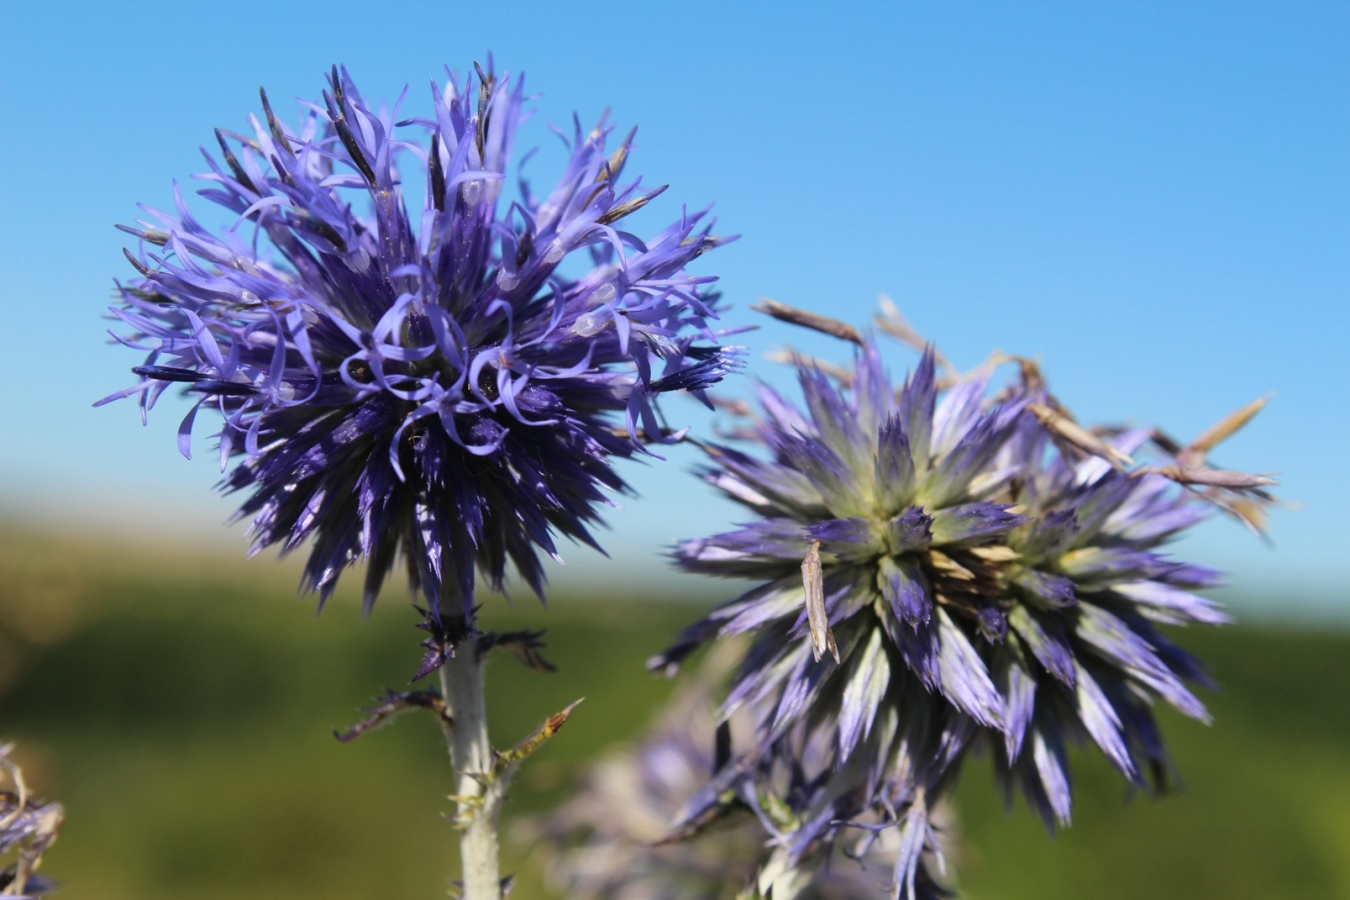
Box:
[1,1,1345,616]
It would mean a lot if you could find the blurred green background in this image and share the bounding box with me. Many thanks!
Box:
[2,525,1348,899]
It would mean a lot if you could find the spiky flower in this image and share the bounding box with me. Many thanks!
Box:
[1,744,62,896]
[655,311,1272,898]
[97,64,739,636]
[529,649,931,899]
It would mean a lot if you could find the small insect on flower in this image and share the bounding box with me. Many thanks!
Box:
[97,63,743,651]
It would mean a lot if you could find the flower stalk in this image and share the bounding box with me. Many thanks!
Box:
[438,636,504,900]
[434,631,584,898]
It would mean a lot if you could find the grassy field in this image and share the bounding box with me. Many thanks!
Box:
[1,526,1347,899]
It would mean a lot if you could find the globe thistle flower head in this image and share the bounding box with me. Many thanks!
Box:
[97,63,740,629]
[650,341,1022,895]
[659,341,1025,753]
[656,303,1275,897]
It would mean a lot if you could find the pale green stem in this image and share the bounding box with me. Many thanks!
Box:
[438,634,506,900]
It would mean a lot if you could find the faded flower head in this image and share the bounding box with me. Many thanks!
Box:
[529,648,931,899]
[97,63,739,634]
[654,305,1273,897]
[1,744,62,897]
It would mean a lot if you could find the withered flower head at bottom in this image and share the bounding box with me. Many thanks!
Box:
[1,744,63,897]
[529,645,946,898]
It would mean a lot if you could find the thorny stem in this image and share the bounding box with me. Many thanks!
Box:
[438,633,506,900]
[333,617,574,897]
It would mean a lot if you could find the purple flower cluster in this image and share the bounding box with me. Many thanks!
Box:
[654,333,1271,897]
[98,64,739,632]
[531,648,930,898]
[1,745,62,897]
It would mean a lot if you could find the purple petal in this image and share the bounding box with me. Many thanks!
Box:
[1009,606,1076,685]
[929,501,1026,546]
[898,349,937,465]
[893,795,935,900]
[874,413,917,509]
[922,400,1023,507]
[1075,604,1210,722]
[935,608,1004,729]
[1114,580,1231,625]
[1071,663,1136,777]
[775,433,868,515]
[1014,507,1080,560]
[878,555,932,628]
[838,628,891,761]
[176,399,203,459]
[886,506,934,554]
[888,612,941,690]
[797,362,867,463]
[977,604,1009,642]
[1013,568,1078,608]
[931,367,992,456]
[995,647,1037,760]
[1030,724,1073,827]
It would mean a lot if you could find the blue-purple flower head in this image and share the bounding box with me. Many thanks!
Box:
[654,305,1274,898]
[98,63,741,629]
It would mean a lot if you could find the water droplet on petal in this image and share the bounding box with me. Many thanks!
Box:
[571,311,607,337]
[592,282,616,305]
